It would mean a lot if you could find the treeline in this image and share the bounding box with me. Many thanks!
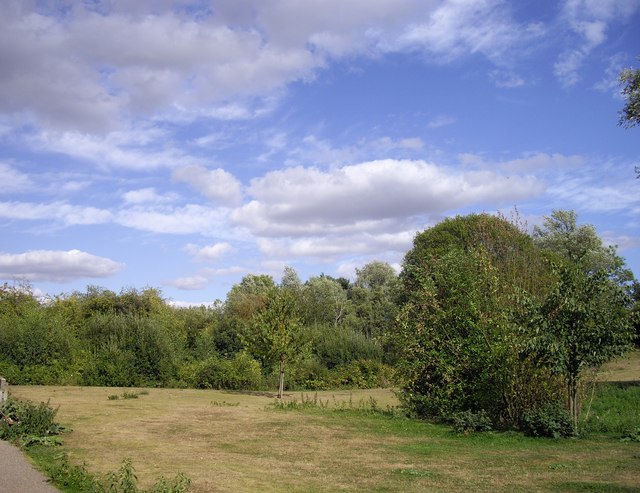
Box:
[0,262,399,391]
[0,209,638,434]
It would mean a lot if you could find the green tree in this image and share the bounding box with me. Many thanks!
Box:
[302,275,350,328]
[514,262,635,430]
[619,62,640,129]
[393,214,555,424]
[618,59,640,176]
[244,287,307,398]
[350,261,400,340]
[533,210,632,284]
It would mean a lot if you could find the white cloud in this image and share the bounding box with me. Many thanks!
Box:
[234,159,542,236]
[173,165,243,206]
[428,115,456,129]
[30,128,192,170]
[257,229,415,260]
[185,242,234,262]
[490,70,525,88]
[0,1,549,134]
[0,163,32,194]
[394,0,544,62]
[0,249,123,283]
[0,201,112,225]
[122,187,178,204]
[165,275,209,291]
[116,204,230,235]
[555,0,640,87]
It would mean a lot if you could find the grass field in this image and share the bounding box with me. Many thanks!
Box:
[8,352,640,492]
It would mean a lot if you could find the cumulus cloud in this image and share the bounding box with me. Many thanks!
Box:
[165,275,209,291]
[0,201,112,225]
[185,242,234,262]
[173,165,243,206]
[116,204,230,235]
[257,230,415,260]
[122,187,178,204]
[0,249,123,282]
[233,159,542,236]
[1,0,546,133]
[30,127,192,170]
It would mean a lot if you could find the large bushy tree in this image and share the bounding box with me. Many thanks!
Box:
[393,214,555,424]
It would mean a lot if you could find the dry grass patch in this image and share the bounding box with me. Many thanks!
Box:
[9,383,640,492]
[598,350,640,383]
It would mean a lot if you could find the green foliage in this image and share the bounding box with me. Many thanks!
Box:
[533,210,633,284]
[521,402,574,438]
[450,410,493,434]
[302,275,351,328]
[181,353,263,390]
[514,262,635,429]
[332,360,394,389]
[244,286,308,397]
[81,312,180,387]
[100,458,192,493]
[394,244,521,421]
[307,323,382,369]
[0,398,61,444]
[30,449,192,493]
[619,62,640,129]
[0,293,76,373]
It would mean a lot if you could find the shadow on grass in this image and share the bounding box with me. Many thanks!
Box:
[603,381,640,388]
[553,481,640,492]
[221,390,289,398]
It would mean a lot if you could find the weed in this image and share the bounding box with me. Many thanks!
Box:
[0,398,62,444]
[211,401,240,407]
[269,392,330,410]
[619,428,640,443]
[108,390,150,401]
[394,468,436,478]
[29,448,191,493]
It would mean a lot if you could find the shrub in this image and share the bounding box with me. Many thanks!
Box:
[0,398,61,443]
[521,402,574,438]
[334,360,394,389]
[195,353,262,390]
[451,410,493,434]
[308,324,382,369]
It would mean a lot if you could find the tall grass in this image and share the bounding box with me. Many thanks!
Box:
[582,382,640,435]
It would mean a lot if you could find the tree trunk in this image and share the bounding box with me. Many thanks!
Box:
[568,375,578,432]
[278,358,285,399]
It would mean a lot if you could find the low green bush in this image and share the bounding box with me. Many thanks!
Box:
[188,353,263,390]
[0,398,61,444]
[521,402,574,438]
[451,410,493,434]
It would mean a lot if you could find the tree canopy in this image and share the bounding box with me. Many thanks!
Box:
[619,62,640,129]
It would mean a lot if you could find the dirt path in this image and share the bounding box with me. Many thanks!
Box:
[0,441,58,492]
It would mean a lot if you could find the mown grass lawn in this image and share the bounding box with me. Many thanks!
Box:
[9,352,640,492]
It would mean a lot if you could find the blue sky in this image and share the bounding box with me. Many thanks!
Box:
[1,0,639,305]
